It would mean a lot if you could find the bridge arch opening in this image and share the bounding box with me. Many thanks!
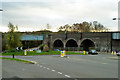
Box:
[53,39,64,47]
[80,39,95,51]
[66,39,78,47]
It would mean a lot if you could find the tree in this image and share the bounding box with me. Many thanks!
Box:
[5,22,22,49]
[91,21,109,32]
[58,21,109,32]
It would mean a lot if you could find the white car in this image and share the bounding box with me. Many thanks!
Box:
[117,52,120,56]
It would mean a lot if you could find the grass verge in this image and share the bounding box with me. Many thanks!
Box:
[2,50,87,56]
[0,57,36,64]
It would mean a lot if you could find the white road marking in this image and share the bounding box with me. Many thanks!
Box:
[58,72,62,74]
[47,68,50,70]
[37,64,39,66]
[52,70,55,72]
[65,75,71,78]
[40,65,42,67]
[43,67,46,68]
[102,63,108,64]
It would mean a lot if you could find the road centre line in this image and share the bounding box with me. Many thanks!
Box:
[47,68,50,70]
[57,72,62,74]
[52,69,55,72]
[36,64,71,77]
[65,75,71,78]
[102,63,108,64]
[43,67,46,68]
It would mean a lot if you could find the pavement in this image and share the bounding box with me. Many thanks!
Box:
[1,53,119,79]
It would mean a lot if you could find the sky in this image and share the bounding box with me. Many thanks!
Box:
[0,0,119,32]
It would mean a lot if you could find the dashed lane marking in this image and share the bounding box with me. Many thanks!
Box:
[65,75,71,78]
[102,63,108,64]
[43,67,46,68]
[47,68,50,70]
[58,72,62,74]
[52,69,55,72]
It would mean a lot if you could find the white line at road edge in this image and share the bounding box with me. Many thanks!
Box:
[65,75,71,78]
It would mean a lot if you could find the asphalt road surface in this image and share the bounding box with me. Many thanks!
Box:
[2,53,119,79]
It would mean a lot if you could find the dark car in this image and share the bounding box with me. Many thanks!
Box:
[117,52,120,56]
[88,50,98,55]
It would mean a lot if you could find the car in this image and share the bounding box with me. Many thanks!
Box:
[88,50,98,55]
[54,49,61,51]
[116,52,120,56]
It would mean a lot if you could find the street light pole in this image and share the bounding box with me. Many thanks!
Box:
[112,18,120,31]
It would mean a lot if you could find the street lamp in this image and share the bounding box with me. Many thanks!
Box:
[112,18,120,20]
[112,18,120,31]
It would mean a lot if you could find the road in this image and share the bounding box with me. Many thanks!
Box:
[2,54,119,79]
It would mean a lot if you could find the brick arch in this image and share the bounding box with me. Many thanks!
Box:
[65,38,78,47]
[80,38,96,51]
[65,38,78,44]
[53,39,64,47]
[53,38,63,43]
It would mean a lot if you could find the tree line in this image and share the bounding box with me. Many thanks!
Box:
[59,21,109,32]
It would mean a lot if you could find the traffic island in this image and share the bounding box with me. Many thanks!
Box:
[0,57,37,64]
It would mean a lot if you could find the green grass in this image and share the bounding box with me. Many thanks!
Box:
[0,57,35,64]
[2,50,87,56]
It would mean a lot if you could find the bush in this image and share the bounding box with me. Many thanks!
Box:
[3,48,18,53]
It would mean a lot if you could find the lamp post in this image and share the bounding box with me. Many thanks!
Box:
[112,18,120,31]
[111,18,120,52]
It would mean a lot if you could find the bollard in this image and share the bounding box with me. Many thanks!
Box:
[12,54,14,58]
[61,51,64,57]
[111,51,114,55]
[24,50,27,56]
[83,51,85,55]
[114,51,117,55]
[64,50,66,56]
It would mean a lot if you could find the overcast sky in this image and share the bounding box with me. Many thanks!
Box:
[0,0,119,32]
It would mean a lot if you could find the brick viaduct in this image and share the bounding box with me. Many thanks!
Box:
[43,32,120,52]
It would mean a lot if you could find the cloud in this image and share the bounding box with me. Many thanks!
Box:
[1,0,119,32]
